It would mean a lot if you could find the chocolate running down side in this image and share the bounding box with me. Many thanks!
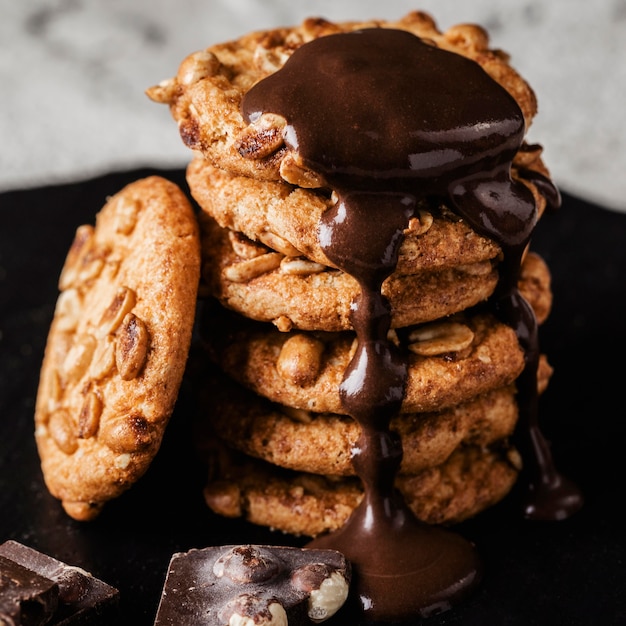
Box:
[242,27,581,621]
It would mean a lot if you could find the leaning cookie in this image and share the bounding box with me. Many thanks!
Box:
[201,444,520,537]
[34,177,201,521]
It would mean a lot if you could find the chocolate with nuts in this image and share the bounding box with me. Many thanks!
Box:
[153,545,350,625]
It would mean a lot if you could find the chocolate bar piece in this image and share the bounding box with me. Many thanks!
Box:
[154,545,351,625]
[0,541,119,625]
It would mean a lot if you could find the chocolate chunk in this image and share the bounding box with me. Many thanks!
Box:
[154,545,350,625]
[0,541,119,625]
[0,555,59,625]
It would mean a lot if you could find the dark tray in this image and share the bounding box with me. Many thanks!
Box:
[1,168,625,625]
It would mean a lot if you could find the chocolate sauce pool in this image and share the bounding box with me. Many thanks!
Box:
[242,27,583,621]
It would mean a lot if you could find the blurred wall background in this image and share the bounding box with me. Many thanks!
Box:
[1,0,625,211]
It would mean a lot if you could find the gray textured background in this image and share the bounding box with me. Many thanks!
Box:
[2,0,625,212]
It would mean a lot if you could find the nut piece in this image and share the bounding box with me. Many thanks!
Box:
[291,563,349,622]
[88,335,116,381]
[213,546,281,584]
[115,313,149,381]
[97,286,137,338]
[279,153,324,188]
[236,113,287,160]
[177,50,221,85]
[62,334,97,383]
[42,367,62,414]
[282,406,314,424]
[224,252,283,283]
[100,414,152,453]
[280,256,326,276]
[273,316,294,332]
[444,23,490,50]
[112,196,140,235]
[404,209,434,236]
[257,231,301,257]
[58,225,95,290]
[145,77,178,104]
[218,594,288,626]
[276,334,325,386]
[77,389,103,439]
[229,231,268,259]
[54,288,82,332]
[48,409,78,455]
[309,572,350,623]
[407,321,475,356]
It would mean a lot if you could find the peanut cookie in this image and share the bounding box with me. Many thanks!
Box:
[188,157,503,276]
[201,308,542,415]
[201,443,520,537]
[199,214,552,331]
[199,212,500,331]
[34,176,201,520]
[188,155,552,275]
[146,11,538,186]
[197,364,553,477]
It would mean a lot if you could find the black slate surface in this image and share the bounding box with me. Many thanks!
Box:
[1,168,625,625]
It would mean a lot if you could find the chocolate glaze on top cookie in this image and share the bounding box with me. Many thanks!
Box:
[242,27,582,620]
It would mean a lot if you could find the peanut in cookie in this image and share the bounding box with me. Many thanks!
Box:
[34,176,201,520]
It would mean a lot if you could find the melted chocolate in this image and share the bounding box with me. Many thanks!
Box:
[242,26,581,620]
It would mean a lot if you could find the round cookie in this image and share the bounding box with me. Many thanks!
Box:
[189,157,503,276]
[34,176,201,520]
[197,365,524,476]
[146,11,538,185]
[200,443,521,537]
[201,308,539,416]
[199,354,551,477]
[199,212,501,332]
[199,215,552,331]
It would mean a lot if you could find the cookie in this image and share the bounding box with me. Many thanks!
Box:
[199,213,552,332]
[188,157,503,276]
[34,176,201,520]
[197,367,554,477]
[199,211,502,331]
[188,155,552,275]
[146,12,538,187]
[201,307,534,415]
[201,443,520,537]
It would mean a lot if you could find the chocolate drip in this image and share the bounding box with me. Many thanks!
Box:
[242,26,581,620]
[519,167,563,213]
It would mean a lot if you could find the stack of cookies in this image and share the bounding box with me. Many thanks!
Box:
[145,12,557,537]
[33,11,560,537]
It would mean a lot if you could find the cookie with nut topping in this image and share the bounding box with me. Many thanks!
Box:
[200,441,520,537]
[188,157,504,277]
[34,176,201,520]
[196,366,554,477]
[188,154,554,277]
[199,211,552,332]
[201,307,538,416]
[146,11,537,186]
